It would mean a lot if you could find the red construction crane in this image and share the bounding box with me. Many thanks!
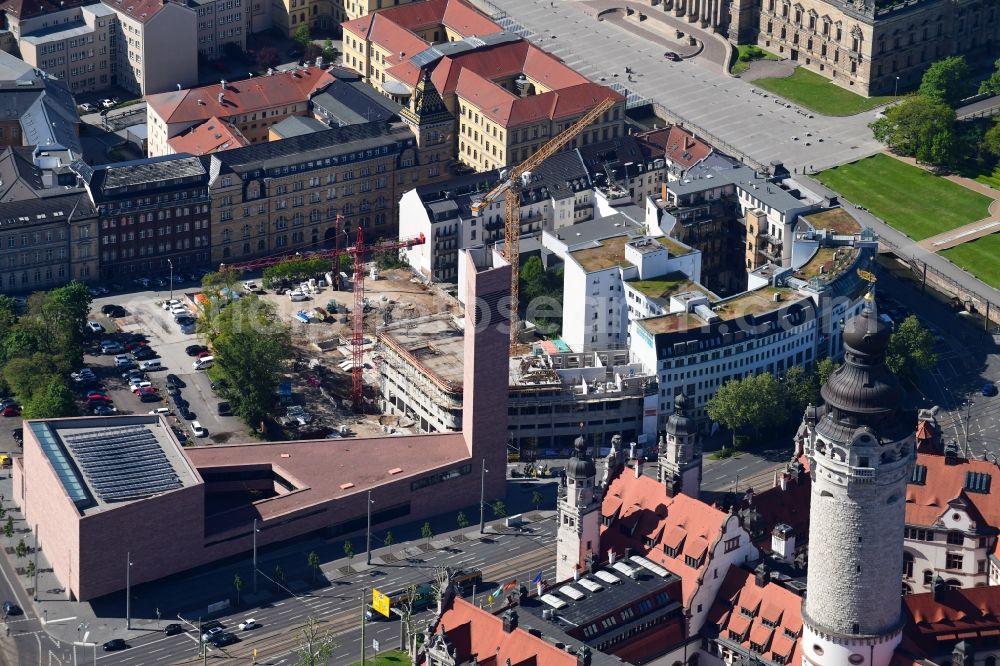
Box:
[221,222,425,413]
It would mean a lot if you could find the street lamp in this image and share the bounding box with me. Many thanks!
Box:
[894,75,900,97]
[479,459,489,535]
[365,490,374,565]
[125,552,133,630]
[168,259,174,301]
[252,518,260,595]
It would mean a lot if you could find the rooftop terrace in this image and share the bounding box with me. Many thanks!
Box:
[626,271,707,306]
[638,312,704,335]
[794,245,860,282]
[713,287,795,320]
[570,235,631,272]
[802,208,861,235]
[657,235,692,257]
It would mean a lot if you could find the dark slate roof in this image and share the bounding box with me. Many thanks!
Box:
[268,115,331,139]
[575,134,651,184]
[524,149,590,202]
[0,146,82,201]
[414,169,499,220]
[74,154,209,202]
[0,64,82,157]
[0,0,88,19]
[0,191,95,230]
[210,122,413,174]
[310,73,401,127]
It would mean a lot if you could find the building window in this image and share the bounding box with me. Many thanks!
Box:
[724,537,740,553]
[946,553,963,571]
[946,531,964,545]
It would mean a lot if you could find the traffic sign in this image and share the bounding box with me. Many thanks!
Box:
[372,588,390,618]
[372,639,380,652]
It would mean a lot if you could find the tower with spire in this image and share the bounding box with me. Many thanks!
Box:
[658,391,702,499]
[801,293,915,666]
[556,435,602,582]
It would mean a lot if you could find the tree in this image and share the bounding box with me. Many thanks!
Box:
[256,47,280,70]
[14,538,26,559]
[531,490,544,511]
[985,118,1000,158]
[24,560,34,582]
[3,516,13,539]
[383,531,395,550]
[706,373,785,447]
[293,24,311,48]
[456,511,469,530]
[886,315,938,385]
[816,357,839,387]
[783,365,820,413]
[520,256,546,302]
[870,95,956,166]
[307,551,320,582]
[293,616,337,666]
[421,522,434,543]
[979,57,1000,96]
[918,56,970,106]
[233,573,243,605]
[491,500,507,519]
[202,296,292,431]
[273,564,285,590]
[342,540,354,568]
[321,39,338,64]
[22,377,77,419]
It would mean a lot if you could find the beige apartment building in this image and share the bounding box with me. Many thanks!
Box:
[338,0,416,22]
[102,0,198,95]
[17,3,117,94]
[343,0,625,172]
[184,0,250,60]
[207,122,444,264]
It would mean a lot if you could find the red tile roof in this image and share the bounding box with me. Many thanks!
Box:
[600,472,728,606]
[0,0,87,19]
[639,126,712,169]
[101,0,169,23]
[707,566,803,665]
[902,586,1000,656]
[167,117,249,155]
[906,453,1000,531]
[343,0,500,56]
[434,597,577,666]
[146,68,336,125]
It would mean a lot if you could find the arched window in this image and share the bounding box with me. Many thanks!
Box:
[903,552,914,578]
[945,579,961,590]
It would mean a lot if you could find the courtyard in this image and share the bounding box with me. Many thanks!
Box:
[752,67,896,116]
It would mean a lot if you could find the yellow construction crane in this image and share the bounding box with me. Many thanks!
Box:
[470,95,617,353]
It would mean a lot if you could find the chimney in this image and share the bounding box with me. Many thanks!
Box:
[220,79,227,89]
[634,459,642,478]
[577,646,593,666]
[608,549,617,565]
[502,609,518,634]
[754,562,769,588]
[932,576,947,601]
[217,92,224,104]
[771,523,795,563]
[779,472,788,491]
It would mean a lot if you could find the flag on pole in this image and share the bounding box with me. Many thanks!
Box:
[502,579,518,593]
[531,571,543,585]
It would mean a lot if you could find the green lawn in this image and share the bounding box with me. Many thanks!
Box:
[349,650,411,666]
[975,165,1000,191]
[942,234,1000,290]
[730,44,780,76]
[753,67,895,116]
[815,154,992,240]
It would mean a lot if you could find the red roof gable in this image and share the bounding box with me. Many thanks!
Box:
[903,586,1000,656]
[343,0,500,55]
[434,597,577,666]
[709,566,803,665]
[600,472,727,606]
[146,68,335,125]
[102,0,170,23]
[167,117,248,155]
[907,453,1000,530]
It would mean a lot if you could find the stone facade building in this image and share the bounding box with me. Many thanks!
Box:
[800,297,916,666]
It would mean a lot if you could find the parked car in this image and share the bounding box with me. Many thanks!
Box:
[201,626,224,642]
[133,347,157,360]
[86,390,110,400]
[238,619,259,631]
[11,428,23,445]
[100,340,123,355]
[1,406,20,417]
[2,601,22,616]
[108,305,127,318]
[102,639,127,652]
[92,405,117,415]
[212,632,238,647]
[115,355,133,369]
[161,299,182,311]
[166,374,185,388]
[134,277,151,288]
[101,304,121,315]
[664,51,681,61]
[98,98,115,109]
[153,278,168,288]
[163,623,184,636]
[983,382,998,397]
[180,407,196,420]
[78,102,96,112]
[86,321,105,334]
[193,356,213,370]
[148,407,170,416]
[185,344,208,357]
[191,421,208,437]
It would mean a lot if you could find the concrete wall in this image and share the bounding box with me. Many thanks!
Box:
[142,4,198,95]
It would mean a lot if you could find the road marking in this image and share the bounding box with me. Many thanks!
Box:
[83,631,90,642]
[43,616,77,624]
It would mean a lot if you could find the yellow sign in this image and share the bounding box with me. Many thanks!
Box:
[372,588,390,618]
[857,269,877,284]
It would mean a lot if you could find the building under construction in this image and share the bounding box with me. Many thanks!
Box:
[376,314,658,459]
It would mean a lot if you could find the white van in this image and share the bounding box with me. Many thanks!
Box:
[192,356,214,370]
[138,359,162,371]
[191,421,207,437]
[148,407,170,416]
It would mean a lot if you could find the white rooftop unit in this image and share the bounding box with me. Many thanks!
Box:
[593,570,622,585]
[630,555,670,578]
[540,594,568,609]
[577,577,604,593]
[611,561,640,578]
[559,585,585,601]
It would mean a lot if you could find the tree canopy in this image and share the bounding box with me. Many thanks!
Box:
[886,315,938,385]
[706,373,785,447]
[870,95,956,166]
[918,56,970,107]
[979,58,1000,97]
[22,377,77,419]
[263,257,332,287]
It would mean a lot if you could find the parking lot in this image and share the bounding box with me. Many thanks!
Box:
[85,290,245,444]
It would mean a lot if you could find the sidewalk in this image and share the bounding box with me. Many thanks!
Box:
[0,458,556,650]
